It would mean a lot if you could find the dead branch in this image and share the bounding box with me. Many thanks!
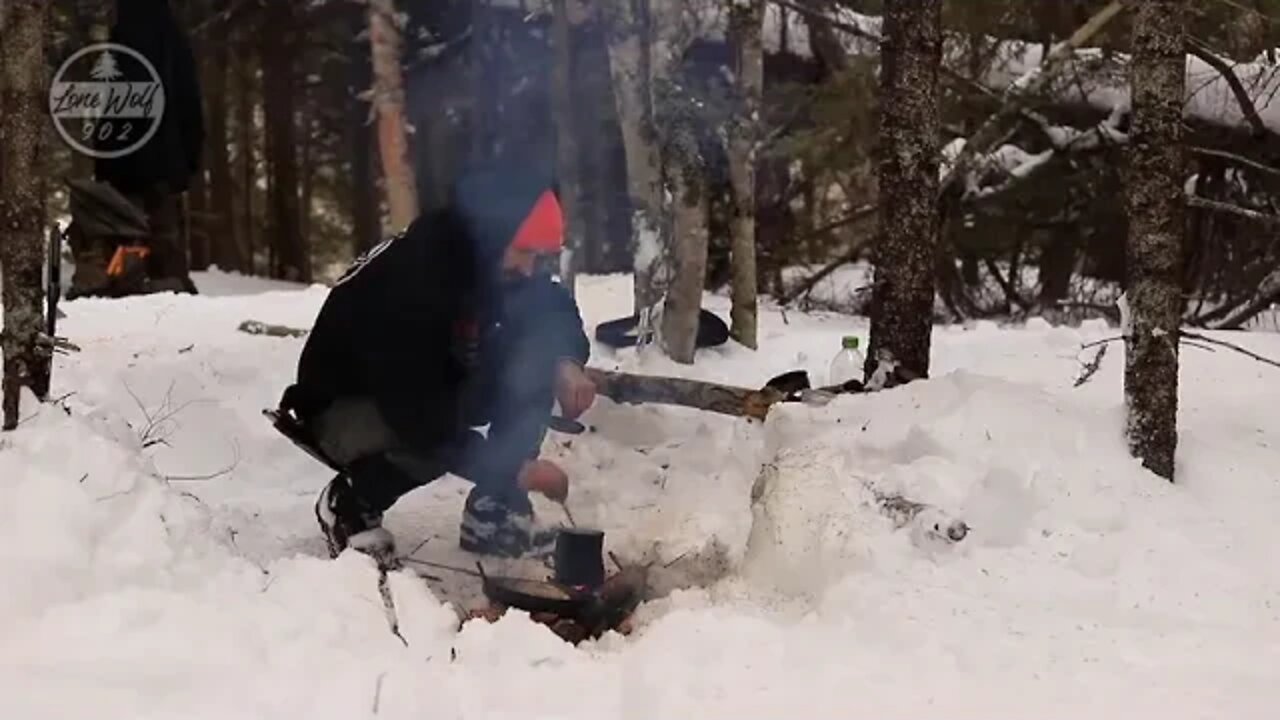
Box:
[1190,146,1280,179]
[1186,195,1280,226]
[940,0,1126,194]
[1186,37,1271,140]
[1080,330,1280,371]
[984,259,1033,312]
[1074,343,1109,387]
[776,205,877,307]
[1081,334,1126,350]
[1214,285,1280,330]
[0,331,81,355]
[1180,331,1280,370]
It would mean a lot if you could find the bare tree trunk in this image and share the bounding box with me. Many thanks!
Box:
[299,114,313,246]
[551,0,587,296]
[0,0,49,429]
[1124,0,1187,481]
[188,157,209,271]
[661,153,711,364]
[69,0,109,181]
[727,0,764,350]
[368,0,419,231]
[261,1,308,282]
[207,0,241,272]
[865,0,943,382]
[235,23,257,274]
[347,6,381,253]
[604,0,668,329]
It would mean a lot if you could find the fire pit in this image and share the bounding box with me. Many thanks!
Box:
[469,528,647,644]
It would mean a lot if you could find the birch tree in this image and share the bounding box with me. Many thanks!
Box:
[0,0,50,429]
[368,0,419,231]
[604,0,668,342]
[865,0,943,382]
[726,0,764,350]
[1124,0,1187,481]
[660,106,710,364]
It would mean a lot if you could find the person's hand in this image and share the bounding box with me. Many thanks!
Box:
[517,459,569,503]
[555,359,596,420]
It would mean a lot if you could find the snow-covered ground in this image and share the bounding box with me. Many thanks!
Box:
[2,269,1278,718]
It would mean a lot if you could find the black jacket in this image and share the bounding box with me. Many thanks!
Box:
[95,0,204,194]
[286,167,589,477]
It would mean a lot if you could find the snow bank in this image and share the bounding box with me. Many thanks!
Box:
[2,273,1278,717]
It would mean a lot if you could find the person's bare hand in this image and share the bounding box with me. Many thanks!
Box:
[517,459,569,503]
[555,359,596,420]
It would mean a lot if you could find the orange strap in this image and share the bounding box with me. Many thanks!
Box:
[106,245,151,277]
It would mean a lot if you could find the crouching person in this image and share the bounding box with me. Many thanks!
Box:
[276,166,595,565]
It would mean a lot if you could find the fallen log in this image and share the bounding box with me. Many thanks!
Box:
[236,318,914,420]
[585,368,785,421]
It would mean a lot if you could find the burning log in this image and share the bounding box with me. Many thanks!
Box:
[464,563,648,645]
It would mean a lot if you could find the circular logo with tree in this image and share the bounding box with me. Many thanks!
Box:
[49,43,166,159]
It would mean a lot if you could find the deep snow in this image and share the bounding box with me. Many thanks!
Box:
[1,270,1278,718]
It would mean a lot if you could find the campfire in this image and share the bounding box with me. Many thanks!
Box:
[465,528,648,644]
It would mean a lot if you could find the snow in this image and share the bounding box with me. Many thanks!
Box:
[3,270,1279,718]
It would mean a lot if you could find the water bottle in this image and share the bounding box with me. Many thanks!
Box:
[828,335,865,387]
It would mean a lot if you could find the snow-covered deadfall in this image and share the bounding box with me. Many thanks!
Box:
[0,270,1277,719]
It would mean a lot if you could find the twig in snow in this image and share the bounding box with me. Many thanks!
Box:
[662,550,691,568]
[1074,343,1108,387]
[124,379,210,449]
[95,488,132,502]
[403,536,431,559]
[164,440,242,482]
[400,557,481,578]
[377,569,408,647]
[373,672,387,715]
[227,527,270,577]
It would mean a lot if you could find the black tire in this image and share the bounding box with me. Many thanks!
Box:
[594,309,730,349]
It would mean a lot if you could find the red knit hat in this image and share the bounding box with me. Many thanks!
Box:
[509,189,565,253]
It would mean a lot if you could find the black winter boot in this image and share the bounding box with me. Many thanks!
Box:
[315,474,398,568]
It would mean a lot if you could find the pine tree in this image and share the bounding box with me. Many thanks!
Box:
[865,0,943,383]
[1124,0,1188,481]
[0,0,51,429]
